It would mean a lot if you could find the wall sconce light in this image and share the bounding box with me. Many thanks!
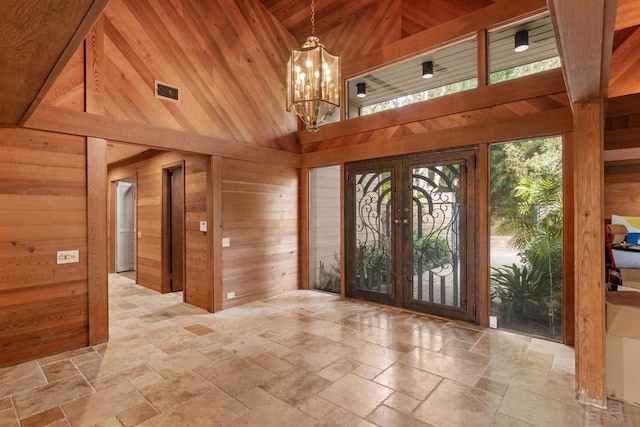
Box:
[422,61,434,79]
[514,30,529,52]
[356,82,366,98]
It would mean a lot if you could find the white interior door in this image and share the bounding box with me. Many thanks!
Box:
[116,181,136,272]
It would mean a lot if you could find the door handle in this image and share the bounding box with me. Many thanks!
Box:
[402,218,408,224]
[394,218,400,224]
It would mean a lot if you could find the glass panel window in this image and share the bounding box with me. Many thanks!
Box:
[489,13,561,84]
[347,37,478,118]
[310,166,341,293]
[489,137,563,341]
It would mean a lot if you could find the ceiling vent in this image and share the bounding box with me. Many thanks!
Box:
[155,81,180,102]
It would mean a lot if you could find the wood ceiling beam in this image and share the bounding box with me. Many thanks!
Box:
[17,0,111,126]
[607,92,640,117]
[548,0,617,104]
[615,0,640,30]
[23,106,302,168]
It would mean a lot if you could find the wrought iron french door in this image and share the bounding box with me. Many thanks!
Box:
[345,149,477,322]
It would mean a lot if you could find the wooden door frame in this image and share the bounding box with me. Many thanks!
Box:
[344,158,402,306]
[344,148,479,322]
[114,177,137,274]
[401,148,478,322]
[161,161,186,296]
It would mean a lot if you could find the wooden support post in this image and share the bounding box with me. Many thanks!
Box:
[573,100,606,408]
[477,29,489,87]
[212,156,224,312]
[87,137,109,344]
[300,167,310,290]
[563,132,576,346]
[86,17,108,344]
[340,163,346,298]
[477,143,489,327]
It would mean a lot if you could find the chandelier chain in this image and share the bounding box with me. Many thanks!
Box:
[310,0,315,35]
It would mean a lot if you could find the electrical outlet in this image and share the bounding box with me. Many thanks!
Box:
[226,292,235,299]
[199,221,207,232]
[489,315,498,329]
[222,237,230,247]
[57,250,79,264]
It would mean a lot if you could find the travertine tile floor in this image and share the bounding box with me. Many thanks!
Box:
[1,274,639,426]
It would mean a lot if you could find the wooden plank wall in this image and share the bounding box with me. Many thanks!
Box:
[221,158,299,308]
[108,150,213,311]
[604,100,640,218]
[604,162,640,218]
[0,128,88,367]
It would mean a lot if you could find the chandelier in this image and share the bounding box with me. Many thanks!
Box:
[286,0,340,132]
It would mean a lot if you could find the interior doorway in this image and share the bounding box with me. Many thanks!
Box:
[163,164,185,293]
[345,149,478,322]
[115,178,136,274]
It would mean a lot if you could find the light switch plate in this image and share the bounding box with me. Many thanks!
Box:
[199,221,207,232]
[57,250,79,264]
[222,237,230,247]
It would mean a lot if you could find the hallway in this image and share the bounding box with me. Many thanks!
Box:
[0,274,638,426]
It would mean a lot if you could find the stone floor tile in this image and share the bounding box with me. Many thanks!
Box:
[440,338,493,365]
[315,405,378,427]
[498,386,582,426]
[0,397,12,412]
[136,389,249,427]
[115,402,159,426]
[351,363,383,380]
[319,373,393,418]
[146,348,216,378]
[348,342,403,370]
[529,337,575,359]
[0,409,18,427]
[0,361,46,399]
[260,367,332,406]
[491,413,535,426]
[19,406,65,427]
[248,352,295,375]
[352,326,397,347]
[413,379,502,427]
[182,323,214,336]
[317,357,361,382]
[400,347,488,387]
[475,377,509,397]
[62,382,147,426]
[13,375,93,419]
[3,276,640,427]
[375,363,442,400]
[393,328,449,352]
[41,360,78,383]
[368,405,430,427]
[470,329,532,362]
[134,370,215,411]
[230,387,316,427]
[70,350,102,365]
[297,395,340,420]
[383,391,421,415]
[195,354,275,396]
[483,355,551,394]
[89,363,154,391]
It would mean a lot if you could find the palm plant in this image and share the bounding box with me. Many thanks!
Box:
[499,173,563,334]
[491,263,546,324]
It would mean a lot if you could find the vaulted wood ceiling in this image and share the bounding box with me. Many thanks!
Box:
[2,0,640,134]
[260,0,496,42]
